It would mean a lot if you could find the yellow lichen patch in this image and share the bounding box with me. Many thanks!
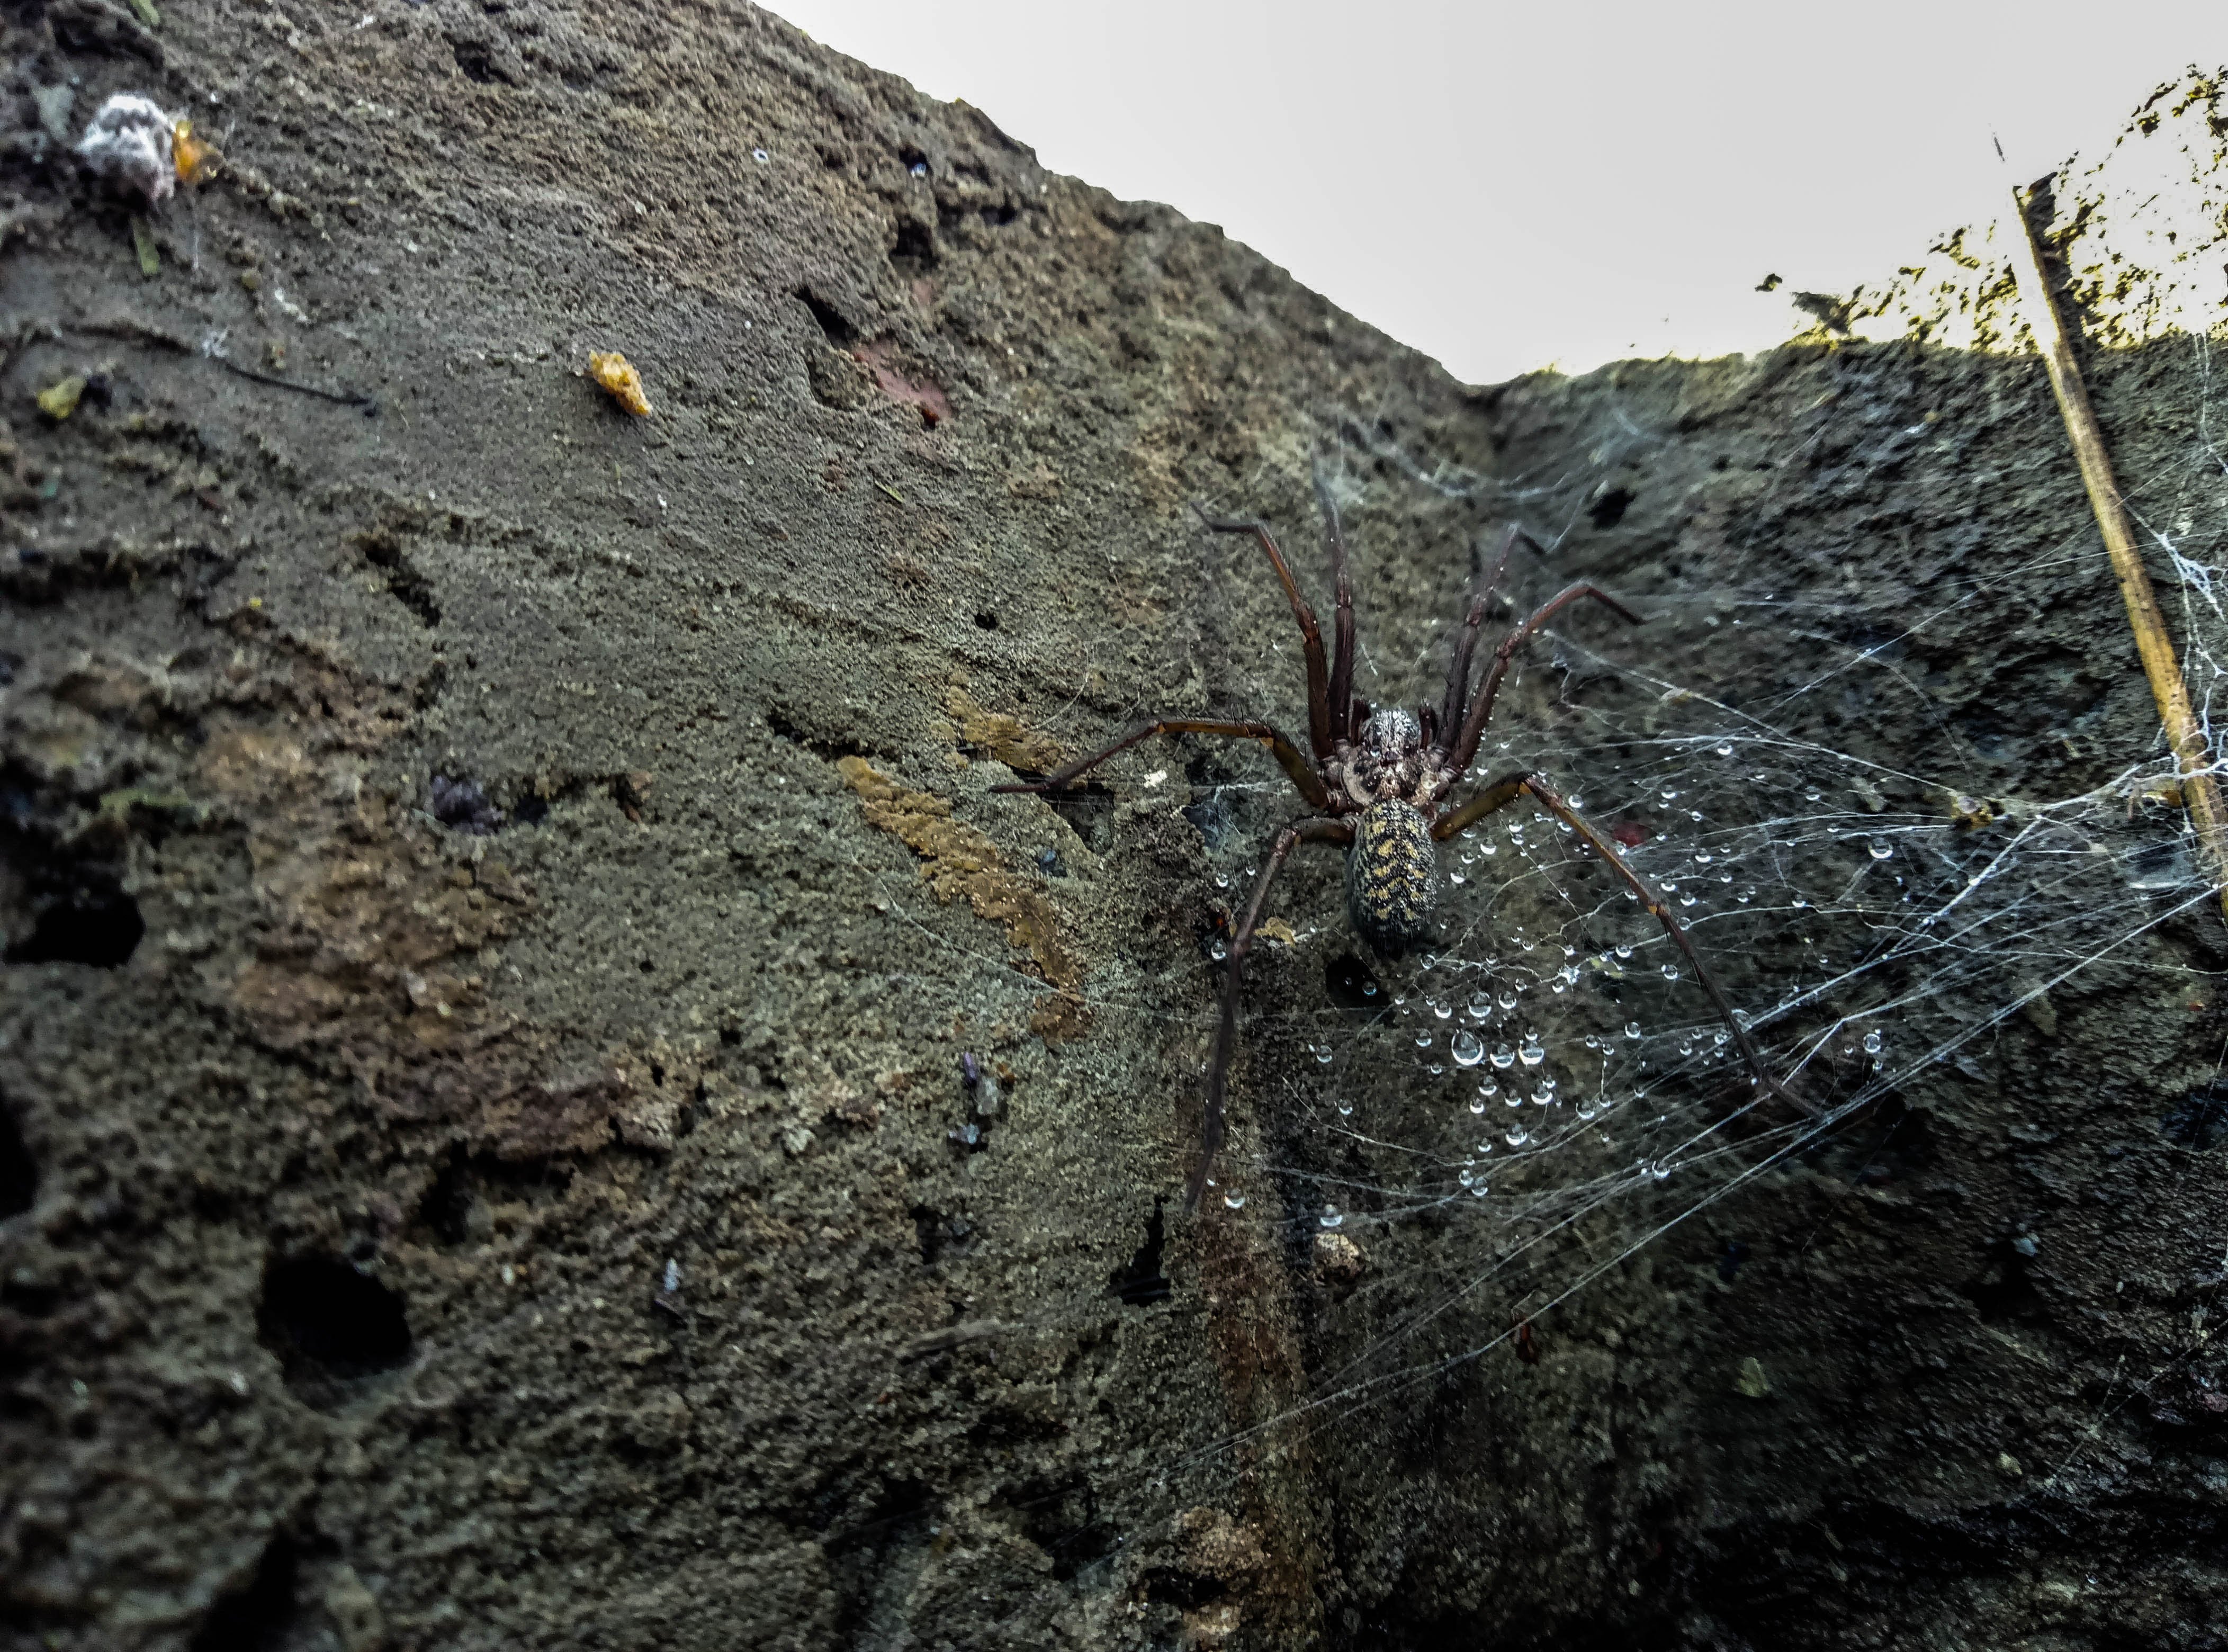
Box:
[1254,918,1297,948]
[37,375,87,420]
[588,351,652,416]
[837,756,1089,1040]
[944,685,1064,774]
[172,120,215,185]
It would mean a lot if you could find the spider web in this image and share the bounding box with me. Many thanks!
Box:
[804,73,2228,1646]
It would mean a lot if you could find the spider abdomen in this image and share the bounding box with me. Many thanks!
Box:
[1345,798,1439,954]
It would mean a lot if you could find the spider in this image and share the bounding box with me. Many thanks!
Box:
[995,482,1816,1210]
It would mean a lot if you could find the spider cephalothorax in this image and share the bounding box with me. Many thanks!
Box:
[1340,708,1428,804]
[995,482,1817,1209]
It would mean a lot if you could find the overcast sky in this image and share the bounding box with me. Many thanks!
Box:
[766,1,2227,383]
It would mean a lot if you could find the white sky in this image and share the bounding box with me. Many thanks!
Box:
[766,1,2228,383]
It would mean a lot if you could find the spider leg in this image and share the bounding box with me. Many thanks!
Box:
[1192,504,1335,761]
[1311,468,1359,738]
[1189,814,1355,1212]
[1436,525,1521,754]
[1444,581,1642,784]
[1435,771,1818,1121]
[989,716,1330,811]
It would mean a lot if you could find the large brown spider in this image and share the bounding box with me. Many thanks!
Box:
[996,483,1815,1210]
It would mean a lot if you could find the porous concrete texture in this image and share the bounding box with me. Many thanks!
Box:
[4,5,2227,1648]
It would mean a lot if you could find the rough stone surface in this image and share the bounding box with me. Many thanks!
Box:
[4,5,2227,1649]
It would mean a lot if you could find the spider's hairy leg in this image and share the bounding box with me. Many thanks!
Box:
[1310,468,1358,733]
[1435,771,1819,1123]
[1190,504,1335,761]
[1445,581,1643,783]
[987,717,1330,811]
[1436,525,1521,753]
[1189,814,1356,1213]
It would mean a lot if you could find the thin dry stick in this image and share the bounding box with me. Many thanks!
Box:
[2005,182,2228,927]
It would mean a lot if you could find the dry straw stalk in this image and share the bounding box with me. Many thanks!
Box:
[2006,182,2228,928]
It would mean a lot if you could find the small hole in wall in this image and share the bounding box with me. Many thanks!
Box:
[1587,487,1634,530]
[4,867,143,968]
[1110,1200,1171,1307]
[892,219,937,271]
[974,612,999,632]
[188,1531,304,1652]
[257,1255,412,1410]
[0,1096,34,1218]
[797,286,858,348]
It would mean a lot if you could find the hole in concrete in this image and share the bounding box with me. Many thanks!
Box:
[1110,1199,1171,1307]
[1962,1243,2048,1324]
[1001,1477,1116,1582]
[1325,953,1383,1012]
[891,219,937,271]
[452,40,498,84]
[766,706,870,762]
[796,286,857,348]
[910,1205,975,1268]
[3,865,142,967]
[354,530,442,629]
[1588,486,1634,530]
[188,1531,302,1652]
[0,1096,34,1218]
[414,1151,477,1249]
[256,1255,412,1406]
